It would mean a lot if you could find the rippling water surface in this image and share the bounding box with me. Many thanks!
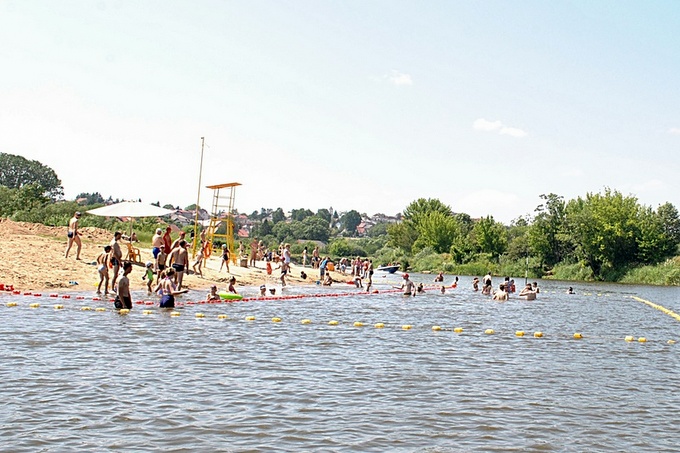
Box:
[1,276,680,452]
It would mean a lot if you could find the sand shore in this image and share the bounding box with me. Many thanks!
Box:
[0,219,337,293]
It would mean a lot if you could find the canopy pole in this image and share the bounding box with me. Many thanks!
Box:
[192,137,205,258]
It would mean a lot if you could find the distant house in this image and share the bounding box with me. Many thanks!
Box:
[237,228,249,238]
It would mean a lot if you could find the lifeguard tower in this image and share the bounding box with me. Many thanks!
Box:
[194,182,241,262]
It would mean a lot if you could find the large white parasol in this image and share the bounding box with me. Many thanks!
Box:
[86,201,175,237]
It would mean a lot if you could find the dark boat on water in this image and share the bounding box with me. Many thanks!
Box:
[377,265,399,273]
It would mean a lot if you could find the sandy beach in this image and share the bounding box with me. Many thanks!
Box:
[0,218,330,293]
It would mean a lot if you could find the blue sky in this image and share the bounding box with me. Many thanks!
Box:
[1,0,679,223]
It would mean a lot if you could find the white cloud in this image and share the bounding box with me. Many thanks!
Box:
[668,127,680,135]
[387,70,413,86]
[473,118,527,138]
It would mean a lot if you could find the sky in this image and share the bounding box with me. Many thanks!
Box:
[1,0,679,224]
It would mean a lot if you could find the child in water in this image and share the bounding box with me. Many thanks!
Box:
[227,276,237,294]
[206,285,220,301]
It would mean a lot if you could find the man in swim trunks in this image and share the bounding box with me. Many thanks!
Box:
[169,240,189,289]
[280,243,291,286]
[116,261,133,310]
[398,273,415,296]
[96,245,111,295]
[64,211,82,259]
[110,231,123,290]
[249,237,259,267]
[170,231,186,251]
[151,228,164,260]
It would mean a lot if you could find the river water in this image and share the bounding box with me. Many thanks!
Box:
[1,275,679,452]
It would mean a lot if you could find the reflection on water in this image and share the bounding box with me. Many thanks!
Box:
[1,276,679,452]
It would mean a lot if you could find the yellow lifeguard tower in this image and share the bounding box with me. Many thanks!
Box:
[194,182,241,262]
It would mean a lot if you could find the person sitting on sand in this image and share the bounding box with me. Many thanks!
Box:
[519,283,536,300]
[323,272,333,286]
[206,285,220,301]
[493,283,509,301]
[65,211,82,260]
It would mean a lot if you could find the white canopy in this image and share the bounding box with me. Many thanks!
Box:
[86,201,174,218]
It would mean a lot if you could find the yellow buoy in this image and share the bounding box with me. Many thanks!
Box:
[195,313,206,318]
[374,323,385,329]
[245,316,255,321]
[353,321,364,327]
[170,311,181,317]
[301,319,312,324]
[6,302,18,307]
[95,307,106,312]
[119,308,130,315]
[624,335,635,342]
[533,331,543,338]
[402,325,412,330]
[272,317,282,323]
[54,304,64,310]
[328,320,339,326]
[29,303,40,309]
[142,310,153,315]
[515,330,525,337]
[667,340,676,345]
[453,327,463,333]
[81,306,92,311]
[484,329,495,335]
[432,325,442,331]
[573,333,583,339]
[638,337,647,343]
[217,314,228,320]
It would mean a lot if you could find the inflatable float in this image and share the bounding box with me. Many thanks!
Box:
[218,291,243,301]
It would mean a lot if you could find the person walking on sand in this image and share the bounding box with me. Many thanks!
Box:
[280,243,291,286]
[96,245,111,295]
[110,231,123,290]
[220,244,230,273]
[249,237,259,267]
[65,211,82,259]
[302,246,308,267]
[162,227,172,254]
[192,246,204,278]
[169,240,189,290]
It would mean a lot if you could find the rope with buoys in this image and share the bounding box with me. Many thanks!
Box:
[631,296,680,322]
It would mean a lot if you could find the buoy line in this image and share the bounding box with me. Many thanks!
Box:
[631,296,680,322]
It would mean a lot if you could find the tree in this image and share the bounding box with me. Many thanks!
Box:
[413,211,461,253]
[291,208,314,222]
[341,210,362,236]
[316,208,332,223]
[75,192,105,205]
[657,202,680,247]
[300,216,330,242]
[403,198,452,224]
[528,193,573,268]
[0,153,64,200]
[471,216,507,259]
[272,208,286,224]
[163,204,175,210]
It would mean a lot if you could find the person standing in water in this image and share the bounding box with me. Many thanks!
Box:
[65,211,82,260]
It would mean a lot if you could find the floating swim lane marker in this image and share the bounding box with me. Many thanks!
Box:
[402,325,412,330]
[632,296,680,322]
[119,309,130,315]
[143,310,153,315]
[432,325,442,331]
[533,331,543,338]
[217,314,228,320]
[272,317,282,323]
[301,319,311,324]
[328,320,339,326]
[6,302,17,307]
[625,336,635,342]
[453,327,463,333]
[515,331,525,337]
[573,333,583,339]
[53,304,64,310]
[667,340,676,345]
[374,323,385,329]
[29,303,40,309]
[638,337,647,343]
[353,322,364,327]
[195,313,206,318]
[245,316,255,321]
[95,307,106,312]
[170,311,181,317]
[484,329,495,335]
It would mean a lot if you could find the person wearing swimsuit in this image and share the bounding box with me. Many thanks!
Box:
[65,211,82,259]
